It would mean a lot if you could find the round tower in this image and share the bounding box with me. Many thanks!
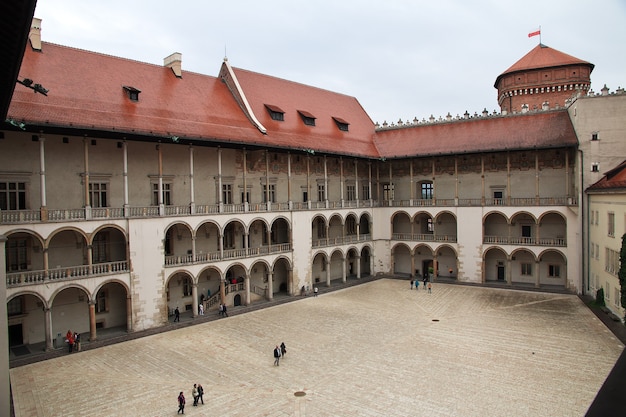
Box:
[495,44,594,113]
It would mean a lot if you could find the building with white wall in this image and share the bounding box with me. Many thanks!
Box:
[2,18,625,355]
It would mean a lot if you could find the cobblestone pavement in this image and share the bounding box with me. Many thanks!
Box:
[9,280,624,417]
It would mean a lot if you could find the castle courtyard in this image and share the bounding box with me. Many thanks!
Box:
[9,279,623,417]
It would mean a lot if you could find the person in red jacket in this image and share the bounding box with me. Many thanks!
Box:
[66,330,74,353]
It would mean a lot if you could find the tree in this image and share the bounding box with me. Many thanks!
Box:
[618,233,626,322]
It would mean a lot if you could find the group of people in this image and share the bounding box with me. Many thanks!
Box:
[65,330,81,353]
[273,342,287,366]
[218,303,228,317]
[177,383,205,414]
[410,277,432,293]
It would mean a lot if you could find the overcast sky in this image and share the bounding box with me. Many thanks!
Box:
[33,0,626,124]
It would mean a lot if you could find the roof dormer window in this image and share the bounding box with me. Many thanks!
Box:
[298,110,316,126]
[332,117,349,132]
[123,85,141,101]
[265,104,285,121]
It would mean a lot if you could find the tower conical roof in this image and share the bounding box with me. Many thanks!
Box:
[494,44,594,88]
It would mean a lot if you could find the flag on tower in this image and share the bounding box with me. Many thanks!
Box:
[528,28,541,38]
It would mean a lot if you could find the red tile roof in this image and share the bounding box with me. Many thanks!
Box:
[587,160,626,191]
[495,44,594,88]
[9,41,579,160]
[9,42,264,144]
[373,110,578,158]
[230,67,379,158]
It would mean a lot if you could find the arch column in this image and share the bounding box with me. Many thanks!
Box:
[44,307,53,351]
[506,258,512,286]
[219,274,226,304]
[325,259,331,287]
[265,269,273,301]
[356,255,362,279]
[245,275,251,306]
[411,253,416,278]
[191,283,198,318]
[534,260,540,288]
[88,300,97,341]
[342,256,347,283]
[287,268,294,295]
[126,295,133,332]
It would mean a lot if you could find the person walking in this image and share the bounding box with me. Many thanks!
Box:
[428,282,432,293]
[423,276,428,290]
[218,303,223,317]
[222,303,228,317]
[314,287,318,297]
[192,384,199,406]
[410,279,414,290]
[174,306,180,322]
[415,279,419,291]
[199,303,204,316]
[274,345,281,366]
[280,342,287,357]
[177,391,185,414]
[197,384,204,405]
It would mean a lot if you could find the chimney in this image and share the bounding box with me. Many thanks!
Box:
[164,52,182,78]
[29,18,42,51]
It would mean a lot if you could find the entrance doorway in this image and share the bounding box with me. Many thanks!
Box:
[497,264,505,281]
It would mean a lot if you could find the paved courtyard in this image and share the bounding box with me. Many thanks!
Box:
[9,280,624,417]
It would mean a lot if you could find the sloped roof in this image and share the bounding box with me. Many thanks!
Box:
[494,44,594,88]
[9,42,264,144]
[373,110,578,159]
[230,67,379,158]
[587,160,626,192]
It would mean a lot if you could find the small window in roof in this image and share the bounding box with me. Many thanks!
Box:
[298,110,316,126]
[333,117,349,132]
[123,85,141,101]
[265,104,285,121]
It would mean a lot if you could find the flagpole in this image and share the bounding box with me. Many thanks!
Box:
[539,25,542,44]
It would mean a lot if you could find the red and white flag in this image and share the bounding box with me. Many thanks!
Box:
[528,28,541,38]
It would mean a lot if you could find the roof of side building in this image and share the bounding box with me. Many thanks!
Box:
[373,110,578,159]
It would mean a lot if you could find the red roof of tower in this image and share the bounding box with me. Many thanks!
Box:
[494,44,594,88]
[587,160,626,191]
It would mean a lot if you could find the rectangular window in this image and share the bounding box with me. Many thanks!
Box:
[608,212,615,237]
[591,242,595,259]
[383,184,394,201]
[0,181,27,210]
[596,243,600,260]
[183,277,192,297]
[7,297,24,316]
[615,288,621,308]
[427,218,434,233]
[590,210,595,226]
[317,184,325,201]
[421,182,433,199]
[596,211,599,225]
[152,183,171,205]
[347,185,356,201]
[362,184,370,200]
[7,238,28,271]
[241,191,250,204]
[548,264,560,278]
[95,289,107,313]
[263,184,276,203]
[92,233,108,263]
[521,225,532,238]
[591,132,598,141]
[222,184,232,204]
[302,191,308,202]
[89,182,108,208]
[521,263,532,275]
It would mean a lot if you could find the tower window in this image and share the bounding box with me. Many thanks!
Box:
[591,132,598,141]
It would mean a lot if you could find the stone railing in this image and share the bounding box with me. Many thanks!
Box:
[6,260,130,288]
[483,236,566,247]
[0,196,578,224]
[164,243,292,268]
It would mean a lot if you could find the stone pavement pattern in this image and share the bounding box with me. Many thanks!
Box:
[10,280,624,417]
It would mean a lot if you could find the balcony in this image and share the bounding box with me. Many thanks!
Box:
[6,260,130,288]
[391,233,457,243]
[164,243,293,267]
[483,236,566,247]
